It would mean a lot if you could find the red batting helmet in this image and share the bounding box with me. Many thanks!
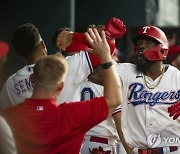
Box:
[131,26,169,61]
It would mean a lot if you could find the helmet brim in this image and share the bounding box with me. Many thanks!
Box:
[131,35,160,45]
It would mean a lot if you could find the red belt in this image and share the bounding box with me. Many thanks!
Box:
[90,136,108,144]
[138,146,178,154]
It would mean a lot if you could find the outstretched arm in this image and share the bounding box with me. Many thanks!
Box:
[57,31,115,69]
[85,28,122,113]
[57,17,126,69]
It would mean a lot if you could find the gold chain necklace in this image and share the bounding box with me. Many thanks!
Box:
[142,66,165,89]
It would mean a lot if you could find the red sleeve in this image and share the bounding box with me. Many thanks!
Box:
[65,42,88,52]
[73,33,115,68]
[62,97,108,132]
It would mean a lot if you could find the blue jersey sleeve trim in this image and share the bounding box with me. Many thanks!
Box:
[84,51,93,74]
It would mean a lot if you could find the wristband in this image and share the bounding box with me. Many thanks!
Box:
[101,61,113,69]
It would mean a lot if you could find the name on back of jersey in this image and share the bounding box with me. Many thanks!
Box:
[13,78,33,95]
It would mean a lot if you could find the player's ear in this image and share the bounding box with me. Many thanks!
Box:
[57,82,64,92]
[40,40,48,54]
[41,40,46,49]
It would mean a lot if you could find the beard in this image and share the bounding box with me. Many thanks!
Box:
[135,50,155,72]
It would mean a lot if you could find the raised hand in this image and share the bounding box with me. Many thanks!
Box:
[104,17,126,39]
[85,28,111,63]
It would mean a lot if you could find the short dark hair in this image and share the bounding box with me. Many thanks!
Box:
[11,23,41,57]
[51,27,71,51]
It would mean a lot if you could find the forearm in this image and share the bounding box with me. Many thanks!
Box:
[103,62,122,113]
[73,33,115,53]
[113,112,133,154]
[73,33,115,69]
[84,28,122,112]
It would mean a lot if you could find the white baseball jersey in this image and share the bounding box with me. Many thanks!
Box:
[57,51,93,103]
[0,51,92,108]
[116,63,180,148]
[79,81,128,154]
[79,80,119,139]
[0,64,34,108]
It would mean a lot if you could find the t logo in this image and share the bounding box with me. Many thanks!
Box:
[142,26,150,33]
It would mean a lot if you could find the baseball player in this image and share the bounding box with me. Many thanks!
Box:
[0,23,47,109]
[79,80,127,154]
[54,17,126,103]
[0,28,122,154]
[115,26,180,154]
[79,60,133,154]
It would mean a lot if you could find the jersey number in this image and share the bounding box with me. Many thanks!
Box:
[81,87,94,101]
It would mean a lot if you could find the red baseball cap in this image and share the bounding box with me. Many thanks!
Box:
[0,41,9,58]
[169,45,180,61]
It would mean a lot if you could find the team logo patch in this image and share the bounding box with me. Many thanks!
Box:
[147,132,161,148]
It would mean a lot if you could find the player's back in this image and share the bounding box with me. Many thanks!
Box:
[57,51,93,103]
[0,64,34,109]
[1,99,84,154]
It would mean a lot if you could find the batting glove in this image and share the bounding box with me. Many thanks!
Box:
[168,102,180,120]
[104,17,126,39]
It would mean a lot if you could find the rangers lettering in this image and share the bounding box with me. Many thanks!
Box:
[128,83,180,106]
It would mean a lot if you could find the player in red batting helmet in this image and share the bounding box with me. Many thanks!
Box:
[131,26,169,72]
[131,26,169,61]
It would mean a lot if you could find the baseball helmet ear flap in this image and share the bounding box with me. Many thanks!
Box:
[131,26,169,61]
[143,44,168,61]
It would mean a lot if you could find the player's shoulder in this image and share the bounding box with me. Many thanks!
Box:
[16,64,34,75]
[166,64,180,74]
[82,80,102,87]
[65,51,85,61]
[7,64,34,83]
[81,80,103,93]
[115,63,136,72]
[116,62,136,68]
